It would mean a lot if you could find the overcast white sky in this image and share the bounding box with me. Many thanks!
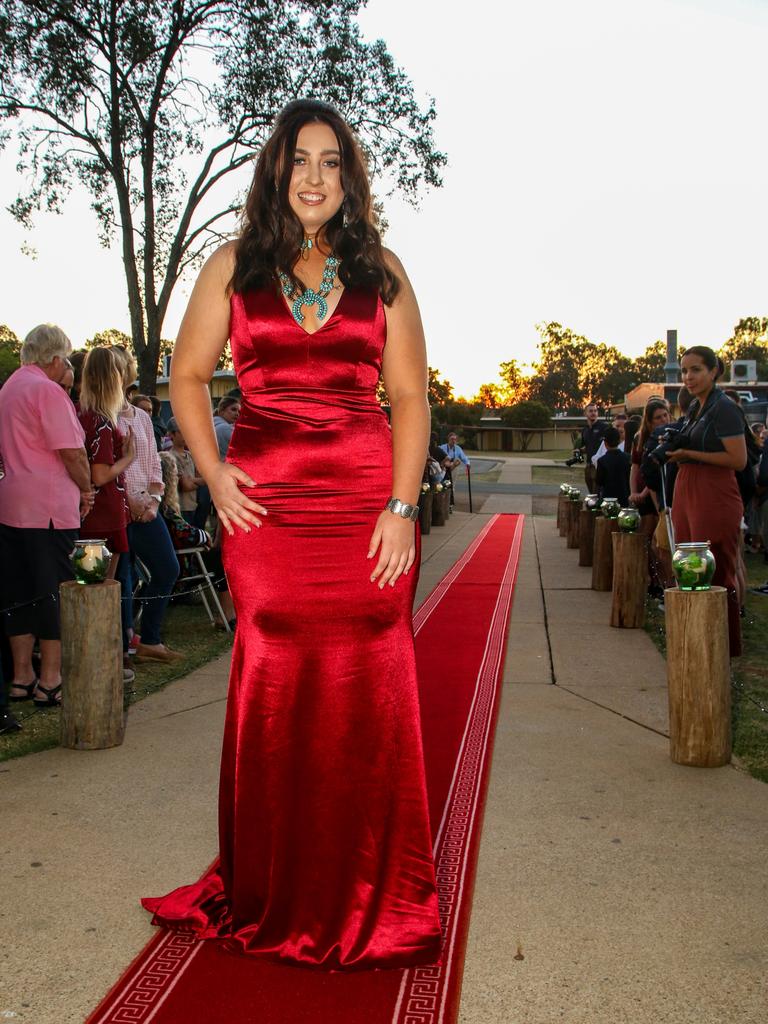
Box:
[2,0,767,398]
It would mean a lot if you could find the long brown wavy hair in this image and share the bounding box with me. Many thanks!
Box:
[230,99,399,305]
[636,397,670,452]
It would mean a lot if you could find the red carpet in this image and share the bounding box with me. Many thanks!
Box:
[87,513,524,1024]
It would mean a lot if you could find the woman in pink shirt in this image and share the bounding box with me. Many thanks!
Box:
[0,324,94,709]
[111,347,182,664]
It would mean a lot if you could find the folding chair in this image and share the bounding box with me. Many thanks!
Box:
[175,546,232,633]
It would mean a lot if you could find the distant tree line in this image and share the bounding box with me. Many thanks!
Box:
[427,317,768,435]
[4,317,768,434]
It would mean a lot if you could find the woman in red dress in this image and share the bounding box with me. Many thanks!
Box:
[141,100,441,970]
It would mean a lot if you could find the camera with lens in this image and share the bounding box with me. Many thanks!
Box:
[565,448,585,467]
[648,425,689,465]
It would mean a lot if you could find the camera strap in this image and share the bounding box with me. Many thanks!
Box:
[680,390,724,449]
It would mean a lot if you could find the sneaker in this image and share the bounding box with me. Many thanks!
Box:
[123,666,136,684]
[749,583,768,596]
[127,633,141,656]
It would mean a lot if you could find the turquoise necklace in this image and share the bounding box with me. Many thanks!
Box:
[279,253,340,326]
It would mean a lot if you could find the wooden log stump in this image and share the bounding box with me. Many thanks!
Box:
[431,487,448,527]
[418,490,433,534]
[565,501,581,549]
[610,532,648,628]
[591,517,618,591]
[557,495,569,536]
[578,510,595,567]
[665,587,731,767]
[60,579,125,750]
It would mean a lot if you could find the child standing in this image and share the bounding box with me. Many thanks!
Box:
[596,426,631,507]
[167,417,204,525]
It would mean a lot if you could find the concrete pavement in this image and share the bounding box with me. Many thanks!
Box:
[1,476,767,1024]
[461,510,768,1024]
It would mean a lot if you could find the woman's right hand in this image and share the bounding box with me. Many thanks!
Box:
[207,463,268,536]
[128,491,156,523]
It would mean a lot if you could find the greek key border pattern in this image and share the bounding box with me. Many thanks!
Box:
[89,931,198,1023]
[396,516,522,1024]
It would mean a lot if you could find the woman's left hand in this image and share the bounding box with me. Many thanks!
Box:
[665,449,688,463]
[367,510,417,589]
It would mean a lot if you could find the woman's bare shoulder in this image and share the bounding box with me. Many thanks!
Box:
[381,247,416,306]
[382,246,406,276]
[197,241,238,293]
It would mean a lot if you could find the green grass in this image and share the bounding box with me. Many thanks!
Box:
[645,554,768,784]
[466,462,503,484]
[0,603,233,763]
[531,464,588,487]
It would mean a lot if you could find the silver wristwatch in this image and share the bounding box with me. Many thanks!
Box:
[385,496,419,522]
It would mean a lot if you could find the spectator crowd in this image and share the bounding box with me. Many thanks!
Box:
[3,328,762,736]
[0,324,242,735]
[578,345,768,659]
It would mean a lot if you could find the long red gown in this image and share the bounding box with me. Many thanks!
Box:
[141,285,442,971]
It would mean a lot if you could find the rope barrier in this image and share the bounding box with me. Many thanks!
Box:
[0,574,230,618]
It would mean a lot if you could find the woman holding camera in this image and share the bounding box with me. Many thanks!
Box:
[667,347,746,656]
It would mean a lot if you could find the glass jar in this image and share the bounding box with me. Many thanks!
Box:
[568,486,581,502]
[584,493,600,513]
[559,483,572,496]
[71,539,111,585]
[601,497,620,519]
[617,507,640,533]
[672,542,716,591]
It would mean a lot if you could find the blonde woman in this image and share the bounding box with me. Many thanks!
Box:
[77,348,136,580]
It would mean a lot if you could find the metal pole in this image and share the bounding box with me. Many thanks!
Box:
[466,464,473,513]
[660,465,676,555]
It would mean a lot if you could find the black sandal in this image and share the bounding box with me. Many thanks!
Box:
[9,679,38,702]
[33,683,62,708]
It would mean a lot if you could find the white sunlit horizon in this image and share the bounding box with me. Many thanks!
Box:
[2,0,768,399]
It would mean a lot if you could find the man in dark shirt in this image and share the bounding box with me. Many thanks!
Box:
[580,402,608,493]
[596,426,631,506]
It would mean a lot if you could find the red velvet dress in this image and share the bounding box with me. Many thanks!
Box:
[141,286,442,970]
